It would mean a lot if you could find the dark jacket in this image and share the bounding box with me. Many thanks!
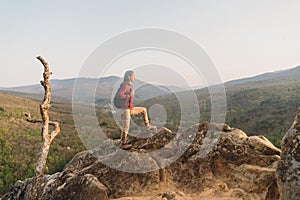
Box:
[117,81,133,109]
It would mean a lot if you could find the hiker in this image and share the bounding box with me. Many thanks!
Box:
[114,70,156,148]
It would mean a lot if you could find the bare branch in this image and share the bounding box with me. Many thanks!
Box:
[25,113,43,124]
[25,113,60,128]
[36,56,48,67]
[50,122,60,143]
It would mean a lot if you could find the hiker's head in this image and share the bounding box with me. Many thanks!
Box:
[123,70,135,82]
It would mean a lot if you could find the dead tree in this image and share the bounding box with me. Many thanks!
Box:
[25,56,60,200]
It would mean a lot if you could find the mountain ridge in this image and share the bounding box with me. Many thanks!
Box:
[225,65,300,86]
[1,76,184,104]
[1,65,300,103]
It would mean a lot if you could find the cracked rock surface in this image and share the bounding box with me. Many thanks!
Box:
[277,109,300,200]
[2,122,281,200]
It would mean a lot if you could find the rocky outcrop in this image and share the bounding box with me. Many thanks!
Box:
[2,122,281,200]
[277,109,300,200]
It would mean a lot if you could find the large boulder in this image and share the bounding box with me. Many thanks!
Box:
[164,122,280,199]
[2,122,281,200]
[277,109,300,200]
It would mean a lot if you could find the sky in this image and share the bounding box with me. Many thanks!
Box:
[0,0,300,87]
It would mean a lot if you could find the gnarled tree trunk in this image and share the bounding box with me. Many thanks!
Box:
[25,56,60,200]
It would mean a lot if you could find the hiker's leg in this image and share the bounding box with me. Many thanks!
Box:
[120,109,131,143]
[130,107,149,126]
[130,107,157,131]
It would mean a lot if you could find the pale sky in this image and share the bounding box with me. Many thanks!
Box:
[0,0,299,87]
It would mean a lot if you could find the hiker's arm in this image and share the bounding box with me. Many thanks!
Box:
[118,85,131,99]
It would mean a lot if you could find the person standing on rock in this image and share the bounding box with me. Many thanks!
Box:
[114,70,156,148]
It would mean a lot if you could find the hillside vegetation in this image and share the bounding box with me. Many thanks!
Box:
[141,79,300,148]
[0,93,126,195]
[225,81,300,147]
[0,92,126,195]
[0,93,86,194]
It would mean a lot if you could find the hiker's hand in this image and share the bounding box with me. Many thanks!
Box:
[130,90,135,97]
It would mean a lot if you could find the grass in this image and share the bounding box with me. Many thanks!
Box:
[0,93,85,195]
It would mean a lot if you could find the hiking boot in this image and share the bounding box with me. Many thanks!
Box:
[119,132,132,149]
[147,124,157,131]
[119,142,132,150]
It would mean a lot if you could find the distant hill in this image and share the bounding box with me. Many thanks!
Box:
[1,76,184,104]
[226,65,300,87]
[223,65,300,147]
[141,65,300,147]
[1,77,119,96]
[0,90,68,103]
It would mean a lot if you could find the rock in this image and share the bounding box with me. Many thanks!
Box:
[277,109,300,200]
[248,135,281,155]
[167,122,280,199]
[127,127,175,150]
[54,174,108,200]
[161,192,176,200]
[0,179,32,200]
[265,181,280,200]
[2,122,281,200]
